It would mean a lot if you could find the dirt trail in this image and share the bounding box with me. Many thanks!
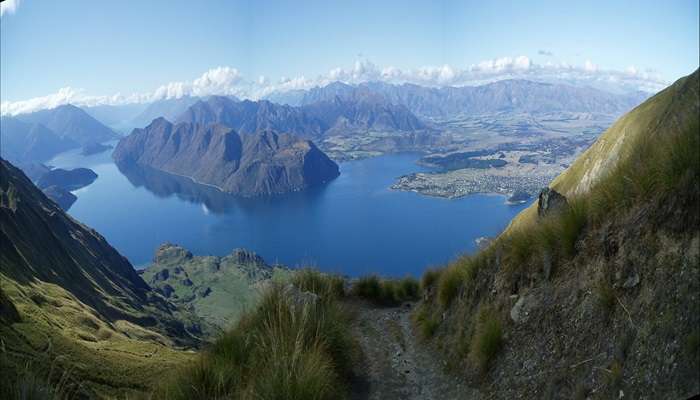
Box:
[348,300,481,400]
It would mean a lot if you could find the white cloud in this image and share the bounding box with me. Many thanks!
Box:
[1,57,669,116]
[0,0,21,17]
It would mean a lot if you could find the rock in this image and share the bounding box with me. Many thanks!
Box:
[622,273,640,289]
[510,294,538,324]
[158,284,175,298]
[198,287,212,298]
[475,236,493,250]
[154,243,193,264]
[537,187,569,218]
[230,248,268,267]
[181,278,194,287]
[153,268,170,282]
[282,284,319,309]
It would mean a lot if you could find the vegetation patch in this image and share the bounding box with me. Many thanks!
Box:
[468,305,503,372]
[413,304,440,339]
[155,277,358,400]
[351,275,420,306]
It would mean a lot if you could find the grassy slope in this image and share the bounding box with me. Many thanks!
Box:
[0,278,195,399]
[141,245,292,329]
[416,69,700,398]
[0,159,206,398]
[508,69,699,232]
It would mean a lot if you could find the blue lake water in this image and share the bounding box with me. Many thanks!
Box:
[49,147,532,277]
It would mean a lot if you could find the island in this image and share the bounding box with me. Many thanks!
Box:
[113,118,340,197]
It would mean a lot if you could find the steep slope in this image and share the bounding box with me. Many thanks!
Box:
[112,118,340,196]
[16,104,118,145]
[416,69,699,399]
[0,116,78,163]
[141,244,291,328]
[0,158,206,397]
[508,67,700,231]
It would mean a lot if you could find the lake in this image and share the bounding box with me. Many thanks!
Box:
[49,147,532,277]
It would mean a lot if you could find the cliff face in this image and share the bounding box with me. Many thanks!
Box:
[113,118,340,196]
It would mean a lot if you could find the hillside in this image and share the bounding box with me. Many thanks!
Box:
[415,69,699,398]
[0,158,208,398]
[141,244,291,328]
[113,118,340,196]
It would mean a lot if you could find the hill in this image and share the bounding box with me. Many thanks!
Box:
[415,69,699,398]
[141,243,291,328]
[113,118,340,196]
[0,158,208,398]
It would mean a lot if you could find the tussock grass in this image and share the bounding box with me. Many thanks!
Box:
[468,305,503,371]
[154,281,356,400]
[420,268,442,290]
[0,357,84,400]
[292,268,345,299]
[436,255,482,309]
[413,304,440,339]
[351,275,420,306]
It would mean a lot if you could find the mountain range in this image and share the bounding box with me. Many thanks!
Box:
[1,105,118,165]
[177,94,426,138]
[277,79,649,119]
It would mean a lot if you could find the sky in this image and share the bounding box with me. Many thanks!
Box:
[1,0,699,115]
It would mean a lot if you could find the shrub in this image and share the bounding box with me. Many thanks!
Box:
[292,268,345,299]
[436,265,464,309]
[421,268,442,290]
[413,305,440,339]
[351,275,420,306]
[468,306,503,371]
[396,277,420,300]
[154,283,356,399]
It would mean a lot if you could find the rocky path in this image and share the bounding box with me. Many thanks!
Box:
[348,300,480,400]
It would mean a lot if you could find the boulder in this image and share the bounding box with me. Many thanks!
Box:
[282,284,319,310]
[510,294,538,324]
[537,188,569,218]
